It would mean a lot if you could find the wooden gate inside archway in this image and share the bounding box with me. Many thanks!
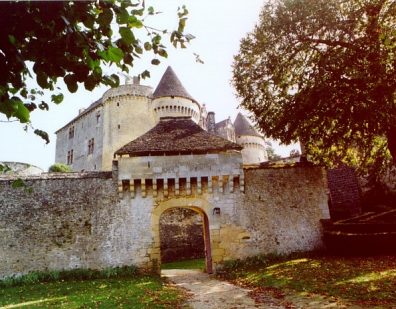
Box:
[153,205,213,274]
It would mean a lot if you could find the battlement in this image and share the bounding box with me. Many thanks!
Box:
[117,175,243,198]
[102,84,153,101]
[116,152,244,198]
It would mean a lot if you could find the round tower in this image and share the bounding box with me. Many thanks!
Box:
[101,76,155,170]
[151,66,201,123]
[234,113,268,165]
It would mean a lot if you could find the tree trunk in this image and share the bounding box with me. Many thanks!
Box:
[386,128,396,163]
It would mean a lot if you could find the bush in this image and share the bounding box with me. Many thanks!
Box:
[48,163,72,173]
[0,265,139,287]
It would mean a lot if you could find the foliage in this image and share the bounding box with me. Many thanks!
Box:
[161,258,205,270]
[233,0,396,178]
[217,253,396,308]
[48,163,72,173]
[0,163,11,173]
[289,149,300,158]
[0,265,138,288]
[0,1,192,142]
[266,146,282,161]
[0,274,185,308]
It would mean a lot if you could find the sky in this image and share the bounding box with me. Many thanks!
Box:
[0,0,299,171]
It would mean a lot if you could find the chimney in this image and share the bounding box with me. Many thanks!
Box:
[133,76,140,85]
[207,112,216,133]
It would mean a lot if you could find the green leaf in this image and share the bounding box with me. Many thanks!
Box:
[158,49,168,58]
[14,101,30,123]
[102,74,120,87]
[116,7,129,24]
[37,71,48,89]
[135,46,143,54]
[20,88,28,98]
[141,70,150,79]
[131,8,144,16]
[119,27,135,45]
[144,42,152,51]
[8,35,16,45]
[128,15,143,28]
[151,59,160,65]
[98,8,113,27]
[64,74,78,93]
[148,6,154,15]
[39,102,49,111]
[0,98,18,118]
[107,47,124,62]
[84,75,97,91]
[152,34,161,45]
[34,129,50,144]
[51,94,64,104]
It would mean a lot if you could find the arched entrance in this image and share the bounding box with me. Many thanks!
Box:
[151,199,213,273]
[159,208,205,263]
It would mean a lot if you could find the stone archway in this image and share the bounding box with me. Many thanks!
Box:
[159,208,205,263]
[151,198,213,273]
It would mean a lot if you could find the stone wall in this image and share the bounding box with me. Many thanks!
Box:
[0,165,330,278]
[0,172,142,279]
[241,166,330,255]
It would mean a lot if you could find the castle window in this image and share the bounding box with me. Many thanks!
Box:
[68,126,74,139]
[67,149,74,164]
[88,138,94,154]
[96,112,100,123]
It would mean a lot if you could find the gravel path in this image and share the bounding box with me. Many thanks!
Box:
[162,269,284,308]
[162,269,365,309]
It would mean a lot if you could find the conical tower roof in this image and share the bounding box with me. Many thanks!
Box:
[153,66,197,102]
[234,113,262,137]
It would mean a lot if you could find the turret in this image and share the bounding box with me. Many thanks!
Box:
[234,113,268,165]
[152,66,201,124]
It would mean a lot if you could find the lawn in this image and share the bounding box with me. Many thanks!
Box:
[0,276,186,308]
[161,258,205,270]
[217,254,396,308]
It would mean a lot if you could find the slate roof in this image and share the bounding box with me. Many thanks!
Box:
[234,113,262,137]
[115,116,242,157]
[153,66,197,103]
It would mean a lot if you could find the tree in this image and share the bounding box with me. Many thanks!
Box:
[48,163,72,173]
[267,146,282,161]
[233,0,396,177]
[0,1,191,143]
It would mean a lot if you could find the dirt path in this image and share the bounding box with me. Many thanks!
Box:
[162,269,365,309]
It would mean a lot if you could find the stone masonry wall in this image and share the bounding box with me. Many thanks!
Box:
[0,166,330,277]
[242,166,330,255]
[0,172,137,278]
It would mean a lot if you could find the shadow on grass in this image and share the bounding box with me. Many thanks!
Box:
[217,253,396,308]
[0,276,184,308]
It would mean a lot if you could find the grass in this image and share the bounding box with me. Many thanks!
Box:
[161,258,205,270]
[217,253,396,308]
[0,267,186,308]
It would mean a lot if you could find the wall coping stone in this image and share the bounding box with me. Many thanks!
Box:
[0,171,113,181]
